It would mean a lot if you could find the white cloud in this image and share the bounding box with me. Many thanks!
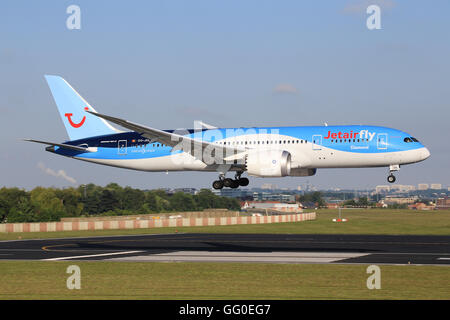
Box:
[273,83,298,95]
[37,162,77,185]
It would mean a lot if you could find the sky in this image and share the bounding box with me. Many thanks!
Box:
[0,0,449,191]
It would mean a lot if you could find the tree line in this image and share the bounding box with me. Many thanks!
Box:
[0,183,241,223]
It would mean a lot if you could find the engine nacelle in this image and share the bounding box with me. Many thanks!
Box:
[289,168,317,177]
[246,150,291,177]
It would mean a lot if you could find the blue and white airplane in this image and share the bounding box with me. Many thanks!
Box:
[26,75,430,189]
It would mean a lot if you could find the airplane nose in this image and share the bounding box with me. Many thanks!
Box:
[421,147,430,160]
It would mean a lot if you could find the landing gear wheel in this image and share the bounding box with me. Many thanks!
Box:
[387,174,396,183]
[229,180,240,189]
[212,180,224,189]
[238,177,249,186]
[223,178,234,188]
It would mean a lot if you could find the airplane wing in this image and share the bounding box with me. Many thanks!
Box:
[86,111,246,163]
[23,139,96,152]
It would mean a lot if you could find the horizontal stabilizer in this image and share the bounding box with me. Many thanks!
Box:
[23,139,95,152]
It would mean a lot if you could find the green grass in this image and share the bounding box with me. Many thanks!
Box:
[0,261,448,299]
[1,209,449,241]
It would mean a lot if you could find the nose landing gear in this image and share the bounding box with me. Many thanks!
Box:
[387,164,400,184]
[387,174,396,183]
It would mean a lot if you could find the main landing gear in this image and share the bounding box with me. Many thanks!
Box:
[212,172,249,190]
[387,164,400,184]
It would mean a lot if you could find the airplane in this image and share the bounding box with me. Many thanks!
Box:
[25,75,430,189]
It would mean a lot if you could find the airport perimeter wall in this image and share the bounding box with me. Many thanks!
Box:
[0,212,315,233]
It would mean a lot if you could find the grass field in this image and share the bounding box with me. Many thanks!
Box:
[1,209,449,300]
[0,261,449,299]
[1,209,449,241]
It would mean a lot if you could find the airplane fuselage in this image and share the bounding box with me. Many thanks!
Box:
[48,125,430,175]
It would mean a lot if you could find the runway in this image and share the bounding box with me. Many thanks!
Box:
[0,233,449,265]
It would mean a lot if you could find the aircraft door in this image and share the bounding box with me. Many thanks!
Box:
[377,133,388,150]
[312,135,322,150]
[118,140,127,155]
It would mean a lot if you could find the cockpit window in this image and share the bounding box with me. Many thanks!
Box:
[404,137,419,143]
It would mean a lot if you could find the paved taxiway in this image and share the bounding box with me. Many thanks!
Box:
[0,233,449,265]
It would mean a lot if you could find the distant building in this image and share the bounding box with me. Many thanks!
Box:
[375,185,390,193]
[384,196,418,205]
[389,185,416,192]
[241,201,302,213]
[436,197,450,210]
[301,201,317,209]
[408,202,435,210]
[261,183,277,190]
[376,200,388,208]
[430,184,442,190]
[418,184,429,190]
[253,192,295,203]
[212,188,253,199]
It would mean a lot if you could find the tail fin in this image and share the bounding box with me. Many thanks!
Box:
[44,75,119,141]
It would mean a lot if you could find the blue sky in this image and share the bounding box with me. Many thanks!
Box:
[0,0,449,190]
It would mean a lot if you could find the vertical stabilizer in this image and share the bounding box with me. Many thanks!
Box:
[44,75,119,141]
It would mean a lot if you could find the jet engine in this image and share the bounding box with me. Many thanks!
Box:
[289,168,317,176]
[245,150,291,177]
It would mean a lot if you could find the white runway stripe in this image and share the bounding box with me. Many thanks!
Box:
[42,250,144,261]
[107,251,369,264]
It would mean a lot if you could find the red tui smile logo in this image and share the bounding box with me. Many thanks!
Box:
[65,107,89,128]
